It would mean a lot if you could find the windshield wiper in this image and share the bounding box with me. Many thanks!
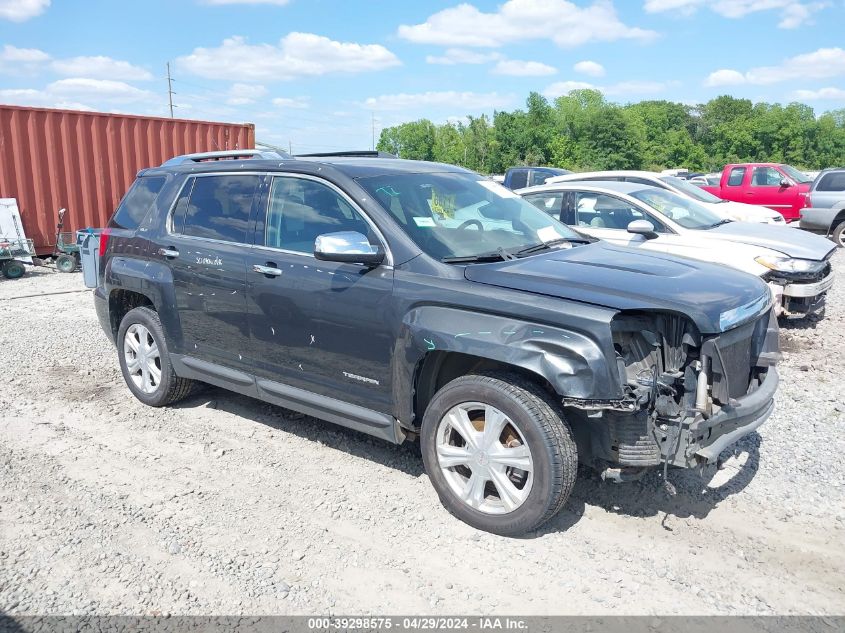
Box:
[442,247,515,264]
[513,237,593,257]
[706,218,734,228]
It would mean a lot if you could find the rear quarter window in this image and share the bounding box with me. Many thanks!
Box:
[109,176,166,230]
[816,172,845,192]
[507,170,528,189]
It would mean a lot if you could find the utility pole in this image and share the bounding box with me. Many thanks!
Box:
[166,62,175,118]
[288,140,292,155]
[371,112,375,151]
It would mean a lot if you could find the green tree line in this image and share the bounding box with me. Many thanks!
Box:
[376,90,845,174]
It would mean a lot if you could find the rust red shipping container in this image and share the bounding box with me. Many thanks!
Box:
[0,104,255,254]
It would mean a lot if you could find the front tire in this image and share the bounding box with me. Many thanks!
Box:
[421,372,577,536]
[117,306,195,407]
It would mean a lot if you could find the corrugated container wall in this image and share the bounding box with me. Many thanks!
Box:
[0,105,255,254]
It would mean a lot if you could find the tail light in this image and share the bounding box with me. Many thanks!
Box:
[98,229,111,257]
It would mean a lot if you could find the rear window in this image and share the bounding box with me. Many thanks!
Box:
[816,172,845,192]
[109,176,166,230]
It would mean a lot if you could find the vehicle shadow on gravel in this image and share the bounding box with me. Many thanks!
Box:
[175,388,426,478]
[539,435,762,535]
[177,388,760,536]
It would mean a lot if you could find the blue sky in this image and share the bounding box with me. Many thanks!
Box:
[1,0,844,153]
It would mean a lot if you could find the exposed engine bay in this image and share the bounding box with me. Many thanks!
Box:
[565,310,780,480]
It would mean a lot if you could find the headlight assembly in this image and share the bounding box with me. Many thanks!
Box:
[754,256,825,274]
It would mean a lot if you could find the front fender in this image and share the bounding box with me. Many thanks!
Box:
[104,257,184,351]
[393,306,620,424]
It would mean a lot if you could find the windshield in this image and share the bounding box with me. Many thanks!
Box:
[780,164,813,184]
[357,172,581,261]
[629,187,725,230]
[660,175,723,203]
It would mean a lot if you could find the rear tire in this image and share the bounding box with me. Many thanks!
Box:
[55,253,77,273]
[420,372,577,536]
[117,306,195,407]
[831,220,845,248]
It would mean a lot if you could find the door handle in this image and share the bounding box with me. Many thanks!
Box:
[252,264,282,277]
[158,247,179,258]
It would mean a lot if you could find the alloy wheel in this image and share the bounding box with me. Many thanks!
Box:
[123,323,162,394]
[435,402,534,515]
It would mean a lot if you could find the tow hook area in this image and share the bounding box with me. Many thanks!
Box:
[599,465,648,483]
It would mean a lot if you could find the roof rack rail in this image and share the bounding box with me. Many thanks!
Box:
[296,150,397,159]
[161,149,291,166]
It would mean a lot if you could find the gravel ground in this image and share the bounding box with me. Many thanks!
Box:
[1,253,844,616]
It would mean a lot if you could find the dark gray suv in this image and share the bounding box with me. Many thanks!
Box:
[93,150,780,535]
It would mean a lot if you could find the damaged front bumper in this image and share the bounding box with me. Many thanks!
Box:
[668,367,778,471]
[768,269,834,318]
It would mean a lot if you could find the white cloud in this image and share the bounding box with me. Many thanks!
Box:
[0,0,50,22]
[272,96,309,109]
[177,33,400,81]
[703,69,746,87]
[47,78,155,103]
[398,0,657,48]
[644,0,829,29]
[492,59,557,76]
[790,87,845,100]
[543,79,668,98]
[363,91,515,111]
[0,45,153,82]
[0,77,155,112]
[0,44,49,75]
[573,60,605,77]
[225,82,268,105]
[426,48,502,65]
[200,0,290,4]
[0,44,49,63]
[50,56,153,81]
[704,47,845,86]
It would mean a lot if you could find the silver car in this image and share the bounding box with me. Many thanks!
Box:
[800,168,845,247]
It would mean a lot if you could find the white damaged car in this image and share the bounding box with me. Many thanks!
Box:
[519,180,835,318]
[547,170,785,224]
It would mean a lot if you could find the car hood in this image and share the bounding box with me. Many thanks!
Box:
[715,200,782,222]
[463,241,770,334]
[704,222,835,260]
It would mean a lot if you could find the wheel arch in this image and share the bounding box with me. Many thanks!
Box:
[105,257,183,350]
[394,306,620,430]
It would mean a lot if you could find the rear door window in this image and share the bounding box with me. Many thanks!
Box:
[523,192,564,220]
[181,175,260,243]
[109,176,166,230]
[727,167,746,186]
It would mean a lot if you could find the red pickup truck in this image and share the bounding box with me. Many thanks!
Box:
[700,163,813,222]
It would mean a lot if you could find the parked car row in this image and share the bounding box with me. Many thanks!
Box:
[517,179,835,319]
[90,151,833,536]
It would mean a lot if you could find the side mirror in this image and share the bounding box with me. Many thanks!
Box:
[627,219,658,239]
[314,231,384,266]
[779,178,791,188]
